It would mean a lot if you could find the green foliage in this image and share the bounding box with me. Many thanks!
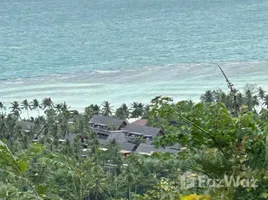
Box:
[115,103,130,119]
[148,95,268,200]
[134,178,181,200]
[131,102,144,118]
[1,85,267,199]
[102,101,113,116]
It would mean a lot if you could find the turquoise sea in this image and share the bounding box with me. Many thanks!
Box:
[1,0,268,110]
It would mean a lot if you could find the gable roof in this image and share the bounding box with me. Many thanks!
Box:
[123,124,161,137]
[107,133,136,152]
[107,133,127,143]
[135,143,179,155]
[89,115,126,129]
[132,119,148,126]
[120,142,136,152]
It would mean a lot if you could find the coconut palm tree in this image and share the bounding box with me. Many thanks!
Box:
[131,102,143,118]
[131,102,139,118]
[115,103,129,119]
[101,101,113,116]
[85,105,94,118]
[138,103,144,116]
[245,89,253,111]
[21,99,31,119]
[236,92,244,107]
[0,102,6,111]
[264,95,268,109]
[85,104,100,118]
[9,101,20,111]
[200,90,214,103]
[212,90,223,103]
[0,112,6,120]
[93,104,100,115]
[120,163,137,200]
[0,102,6,120]
[54,103,63,113]
[258,87,265,100]
[253,95,259,106]
[30,99,42,116]
[61,102,69,112]
[41,98,54,110]
[115,107,124,119]
[12,110,21,120]
[90,164,108,200]
[245,89,259,111]
[9,101,21,118]
[142,104,150,119]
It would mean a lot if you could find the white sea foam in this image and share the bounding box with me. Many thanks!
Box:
[1,61,268,111]
[93,70,120,74]
[1,0,268,113]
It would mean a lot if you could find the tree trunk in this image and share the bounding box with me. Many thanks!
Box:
[128,186,131,200]
[115,172,117,196]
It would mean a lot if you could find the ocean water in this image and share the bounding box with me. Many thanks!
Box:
[1,0,268,110]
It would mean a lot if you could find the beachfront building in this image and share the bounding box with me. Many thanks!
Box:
[88,115,181,156]
[135,143,181,155]
[100,132,137,156]
[89,115,127,139]
[122,123,163,143]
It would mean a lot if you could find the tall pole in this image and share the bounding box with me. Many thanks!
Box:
[218,65,238,116]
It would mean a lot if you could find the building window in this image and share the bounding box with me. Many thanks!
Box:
[144,136,152,140]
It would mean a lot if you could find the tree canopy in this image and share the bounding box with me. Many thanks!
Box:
[0,85,267,199]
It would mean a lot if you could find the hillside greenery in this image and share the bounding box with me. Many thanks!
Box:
[0,85,267,199]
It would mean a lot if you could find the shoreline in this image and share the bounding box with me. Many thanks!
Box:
[1,62,268,113]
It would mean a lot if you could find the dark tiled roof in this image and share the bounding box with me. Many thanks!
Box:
[120,142,136,152]
[123,124,161,137]
[90,115,126,129]
[169,143,181,150]
[91,128,111,136]
[107,133,127,143]
[103,132,136,152]
[132,119,148,126]
[135,143,179,154]
[106,133,136,152]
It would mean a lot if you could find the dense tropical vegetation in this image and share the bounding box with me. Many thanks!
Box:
[0,84,267,199]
